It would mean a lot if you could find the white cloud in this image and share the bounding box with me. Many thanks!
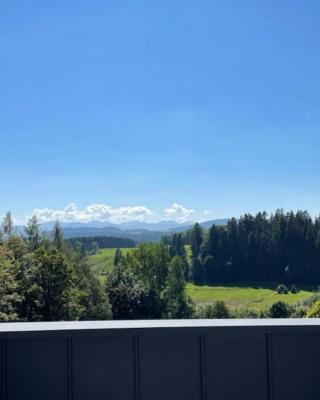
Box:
[203,210,212,216]
[197,209,214,222]
[29,203,153,224]
[163,203,195,223]
[26,202,200,224]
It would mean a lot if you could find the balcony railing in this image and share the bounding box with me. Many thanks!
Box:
[0,319,319,400]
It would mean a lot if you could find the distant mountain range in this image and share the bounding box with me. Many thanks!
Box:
[39,220,193,232]
[16,218,229,242]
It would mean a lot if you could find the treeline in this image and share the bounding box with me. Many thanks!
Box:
[107,245,193,319]
[67,236,136,253]
[182,210,320,285]
[0,213,193,321]
[0,213,111,322]
[2,209,320,322]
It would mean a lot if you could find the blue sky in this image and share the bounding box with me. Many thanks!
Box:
[1,0,320,224]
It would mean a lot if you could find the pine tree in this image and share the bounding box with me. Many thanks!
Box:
[190,257,204,283]
[2,212,13,239]
[25,216,41,250]
[53,221,63,251]
[114,248,122,266]
[190,223,203,258]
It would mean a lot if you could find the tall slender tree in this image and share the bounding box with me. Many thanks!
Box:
[2,212,13,239]
[190,223,203,258]
[114,248,122,267]
[53,221,63,251]
[25,216,41,250]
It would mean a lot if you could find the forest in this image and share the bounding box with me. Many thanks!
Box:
[67,236,136,253]
[1,209,320,322]
[0,212,193,321]
[184,210,320,285]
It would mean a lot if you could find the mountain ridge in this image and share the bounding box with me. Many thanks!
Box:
[15,218,229,241]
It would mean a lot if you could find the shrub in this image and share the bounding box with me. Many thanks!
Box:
[202,301,230,319]
[290,284,298,294]
[307,300,320,318]
[276,284,289,294]
[290,305,308,318]
[232,308,260,319]
[269,301,291,318]
[294,293,320,308]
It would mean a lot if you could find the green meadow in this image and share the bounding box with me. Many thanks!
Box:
[186,283,313,310]
[89,247,314,311]
[88,247,134,274]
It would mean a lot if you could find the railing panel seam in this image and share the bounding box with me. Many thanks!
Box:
[134,335,140,400]
[266,333,273,400]
[67,337,73,400]
[199,333,207,400]
[1,340,6,400]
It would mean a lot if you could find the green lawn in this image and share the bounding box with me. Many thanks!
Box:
[90,247,315,311]
[90,246,192,275]
[88,247,134,274]
[186,283,314,310]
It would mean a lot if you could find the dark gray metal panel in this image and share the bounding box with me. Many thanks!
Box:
[271,333,320,400]
[73,335,135,400]
[205,330,268,400]
[139,332,202,400]
[1,321,320,400]
[6,338,68,400]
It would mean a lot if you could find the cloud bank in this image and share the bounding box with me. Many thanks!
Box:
[163,203,195,223]
[5,203,212,225]
[30,203,154,224]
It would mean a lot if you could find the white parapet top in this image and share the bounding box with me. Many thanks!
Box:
[0,318,320,332]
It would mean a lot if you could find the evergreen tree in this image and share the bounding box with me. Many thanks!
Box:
[53,221,63,251]
[190,257,204,283]
[114,248,122,267]
[190,223,203,258]
[25,216,41,250]
[170,233,189,279]
[2,212,13,239]
[170,233,186,258]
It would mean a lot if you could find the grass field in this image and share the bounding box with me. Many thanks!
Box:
[89,247,315,311]
[186,283,314,310]
[88,247,134,274]
[89,245,192,275]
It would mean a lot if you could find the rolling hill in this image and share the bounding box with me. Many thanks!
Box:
[16,218,229,241]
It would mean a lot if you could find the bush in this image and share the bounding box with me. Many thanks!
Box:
[202,301,230,319]
[290,305,308,318]
[290,284,298,294]
[232,308,260,319]
[269,301,291,318]
[276,284,289,294]
[307,300,320,318]
[294,293,320,309]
